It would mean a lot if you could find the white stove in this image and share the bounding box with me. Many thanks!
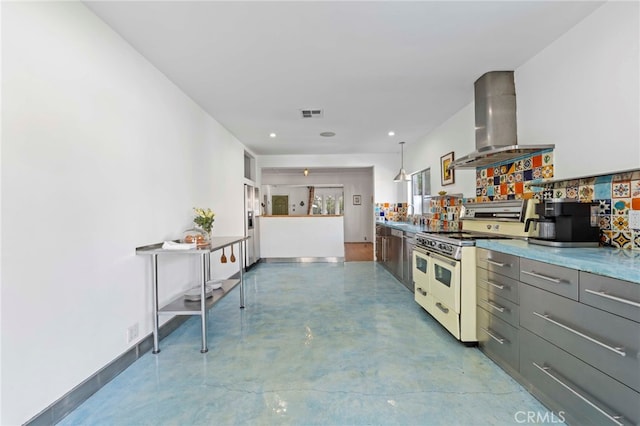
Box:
[416,232,481,260]
[413,200,539,343]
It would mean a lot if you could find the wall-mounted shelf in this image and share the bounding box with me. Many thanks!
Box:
[529,167,640,188]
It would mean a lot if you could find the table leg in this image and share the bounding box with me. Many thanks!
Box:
[205,251,211,282]
[200,252,208,353]
[238,241,245,309]
[151,254,160,354]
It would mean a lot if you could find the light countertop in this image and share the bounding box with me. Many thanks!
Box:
[376,221,426,234]
[476,239,640,284]
[261,214,343,218]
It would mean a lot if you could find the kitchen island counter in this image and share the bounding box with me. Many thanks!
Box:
[476,239,640,283]
[260,215,344,261]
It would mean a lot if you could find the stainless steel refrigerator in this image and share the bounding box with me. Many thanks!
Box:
[244,184,260,269]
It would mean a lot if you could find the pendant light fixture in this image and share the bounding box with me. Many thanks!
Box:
[393,141,411,182]
[303,168,309,176]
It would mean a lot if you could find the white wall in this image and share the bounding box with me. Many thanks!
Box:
[516,1,639,179]
[405,105,477,199]
[1,3,246,424]
[406,1,639,191]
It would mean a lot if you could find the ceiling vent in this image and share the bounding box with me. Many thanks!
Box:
[300,109,323,119]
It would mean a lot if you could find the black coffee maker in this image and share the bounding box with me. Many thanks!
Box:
[525,199,600,247]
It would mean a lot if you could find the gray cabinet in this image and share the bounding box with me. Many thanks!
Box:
[477,248,520,280]
[520,282,640,393]
[477,285,519,327]
[402,232,416,292]
[476,265,520,304]
[375,224,388,262]
[477,306,520,373]
[386,229,404,281]
[476,248,521,375]
[520,258,579,300]
[375,224,403,282]
[521,328,639,426]
[579,271,640,323]
[477,248,640,425]
[518,263,640,425]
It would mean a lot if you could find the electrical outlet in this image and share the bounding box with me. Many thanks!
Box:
[629,210,640,230]
[126,323,139,344]
[364,236,367,241]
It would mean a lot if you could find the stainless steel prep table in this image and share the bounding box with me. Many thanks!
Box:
[136,236,249,353]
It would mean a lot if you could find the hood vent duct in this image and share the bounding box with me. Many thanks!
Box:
[449,71,554,169]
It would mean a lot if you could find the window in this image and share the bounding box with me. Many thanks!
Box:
[313,195,322,215]
[312,188,344,215]
[326,195,335,215]
[411,168,431,215]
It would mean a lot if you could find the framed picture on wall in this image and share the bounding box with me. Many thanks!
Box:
[353,195,361,205]
[440,152,455,186]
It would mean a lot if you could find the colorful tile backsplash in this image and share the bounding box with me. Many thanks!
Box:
[379,150,638,250]
[473,149,639,250]
[375,197,463,231]
[375,202,408,222]
[540,169,640,250]
[475,149,554,202]
[423,195,463,231]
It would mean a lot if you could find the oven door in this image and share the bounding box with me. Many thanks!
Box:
[413,247,430,305]
[428,251,461,312]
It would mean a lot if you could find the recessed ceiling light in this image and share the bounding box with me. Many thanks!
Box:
[388,131,395,136]
[320,131,336,137]
[269,133,277,138]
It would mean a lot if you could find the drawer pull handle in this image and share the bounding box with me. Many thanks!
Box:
[486,259,509,268]
[485,300,506,313]
[522,270,564,284]
[532,363,625,426]
[533,312,626,357]
[416,287,427,297]
[585,289,640,308]
[480,327,505,344]
[482,279,505,290]
[435,302,449,314]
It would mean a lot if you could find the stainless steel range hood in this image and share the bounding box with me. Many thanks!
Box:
[449,71,554,169]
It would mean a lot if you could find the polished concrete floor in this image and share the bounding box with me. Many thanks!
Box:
[59,262,555,425]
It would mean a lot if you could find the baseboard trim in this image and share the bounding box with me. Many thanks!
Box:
[25,315,190,426]
[262,257,344,263]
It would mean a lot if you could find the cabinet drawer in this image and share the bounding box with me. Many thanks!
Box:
[477,285,519,327]
[521,328,639,426]
[477,306,519,372]
[476,266,519,304]
[580,272,640,323]
[477,248,519,280]
[520,258,578,300]
[520,283,640,393]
